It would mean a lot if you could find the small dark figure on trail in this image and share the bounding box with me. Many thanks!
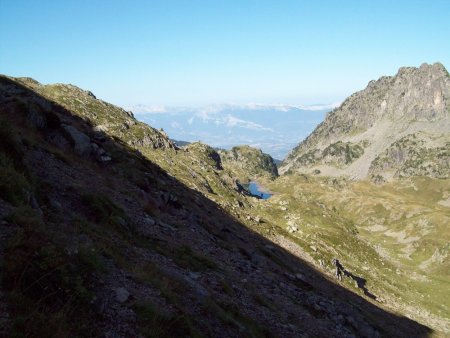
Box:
[330,258,377,299]
[332,258,344,281]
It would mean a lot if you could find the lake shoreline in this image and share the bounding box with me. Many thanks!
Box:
[243,181,273,200]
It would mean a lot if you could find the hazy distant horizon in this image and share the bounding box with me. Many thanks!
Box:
[133,102,334,160]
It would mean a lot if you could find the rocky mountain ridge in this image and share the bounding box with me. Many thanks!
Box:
[280,63,450,181]
[13,77,177,151]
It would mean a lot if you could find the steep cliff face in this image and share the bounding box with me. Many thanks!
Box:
[281,63,450,181]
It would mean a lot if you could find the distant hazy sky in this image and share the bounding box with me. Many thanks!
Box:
[1,1,449,107]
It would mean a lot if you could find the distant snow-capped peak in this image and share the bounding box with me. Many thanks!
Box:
[130,102,339,115]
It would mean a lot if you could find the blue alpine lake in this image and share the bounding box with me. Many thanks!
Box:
[245,181,272,199]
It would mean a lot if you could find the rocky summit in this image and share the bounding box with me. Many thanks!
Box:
[0,68,448,338]
[280,63,450,182]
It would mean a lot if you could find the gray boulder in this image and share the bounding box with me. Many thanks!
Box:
[61,124,91,156]
[115,287,130,303]
[27,104,46,129]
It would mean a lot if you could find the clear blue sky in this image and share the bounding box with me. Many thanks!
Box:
[1,0,449,107]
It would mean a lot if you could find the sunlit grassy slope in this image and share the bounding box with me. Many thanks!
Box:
[251,175,450,333]
[135,136,450,335]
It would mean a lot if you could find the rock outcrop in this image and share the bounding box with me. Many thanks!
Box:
[61,124,92,156]
[185,142,223,170]
[219,145,279,180]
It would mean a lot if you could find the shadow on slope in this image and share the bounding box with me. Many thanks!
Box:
[0,76,432,337]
